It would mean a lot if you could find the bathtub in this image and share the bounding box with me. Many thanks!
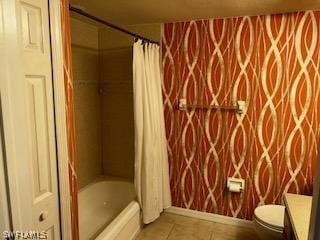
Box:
[78,179,141,240]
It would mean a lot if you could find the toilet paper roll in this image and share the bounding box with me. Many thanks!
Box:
[228,182,241,193]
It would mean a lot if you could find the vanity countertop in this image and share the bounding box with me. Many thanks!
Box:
[284,193,312,240]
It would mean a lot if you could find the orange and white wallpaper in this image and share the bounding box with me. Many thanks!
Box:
[61,0,79,238]
[162,11,320,220]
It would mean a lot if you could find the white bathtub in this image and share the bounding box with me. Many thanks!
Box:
[78,179,141,240]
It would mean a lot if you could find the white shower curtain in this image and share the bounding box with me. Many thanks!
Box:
[133,40,171,224]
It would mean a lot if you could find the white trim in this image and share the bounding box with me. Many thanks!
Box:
[309,147,320,240]
[49,0,72,239]
[0,125,11,232]
[0,0,11,232]
[165,207,253,229]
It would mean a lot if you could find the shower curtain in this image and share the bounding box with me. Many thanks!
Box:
[133,40,171,224]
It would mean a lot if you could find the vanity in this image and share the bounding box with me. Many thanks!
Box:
[283,193,312,240]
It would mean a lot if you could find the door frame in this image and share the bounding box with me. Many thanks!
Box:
[309,146,320,240]
[48,0,72,239]
[0,113,12,234]
[0,0,12,233]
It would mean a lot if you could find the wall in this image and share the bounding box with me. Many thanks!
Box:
[162,11,320,220]
[61,2,79,238]
[99,47,134,179]
[99,23,162,49]
[70,18,99,49]
[71,18,103,188]
[71,19,162,183]
[99,24,161,179]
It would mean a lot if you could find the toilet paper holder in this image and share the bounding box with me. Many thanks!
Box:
[227,177,245,192]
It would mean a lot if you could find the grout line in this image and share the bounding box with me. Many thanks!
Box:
[165,223,175,240]
[209,230,215,240]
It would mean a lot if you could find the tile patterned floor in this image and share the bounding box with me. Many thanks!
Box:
[135,213,258,240]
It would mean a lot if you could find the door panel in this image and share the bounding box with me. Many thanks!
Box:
[26,75,52,199]
[0,0,61,237]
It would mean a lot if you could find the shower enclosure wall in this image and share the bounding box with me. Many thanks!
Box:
[70,17,161,239]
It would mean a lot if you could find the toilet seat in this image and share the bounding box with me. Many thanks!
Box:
[254,215,283,232]
[254,205,285,232]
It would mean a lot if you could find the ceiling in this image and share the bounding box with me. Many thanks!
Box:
[70,0,320,25]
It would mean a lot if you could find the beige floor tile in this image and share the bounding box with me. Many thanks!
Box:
[135,216,174,240]
[210,222,258,240]
[162,213,213,230]
[167,224,213,240]
[135,213,258,240]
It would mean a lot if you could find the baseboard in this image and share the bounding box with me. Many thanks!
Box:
[165,207,253,229]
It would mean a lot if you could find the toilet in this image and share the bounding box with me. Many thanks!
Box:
[253,205,285,240]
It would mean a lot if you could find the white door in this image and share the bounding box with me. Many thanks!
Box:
[0,0,12,234]
[0,0,61,238]
[0,128,11,235]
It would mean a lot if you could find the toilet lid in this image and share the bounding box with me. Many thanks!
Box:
[254,205,285,229]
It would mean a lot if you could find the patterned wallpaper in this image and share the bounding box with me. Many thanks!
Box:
[162,11,320,220]
[61,0,79,239]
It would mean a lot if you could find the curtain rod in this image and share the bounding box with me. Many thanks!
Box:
[69,5,159,45]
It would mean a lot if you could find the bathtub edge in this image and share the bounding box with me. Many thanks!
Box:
[95,201,141,240]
